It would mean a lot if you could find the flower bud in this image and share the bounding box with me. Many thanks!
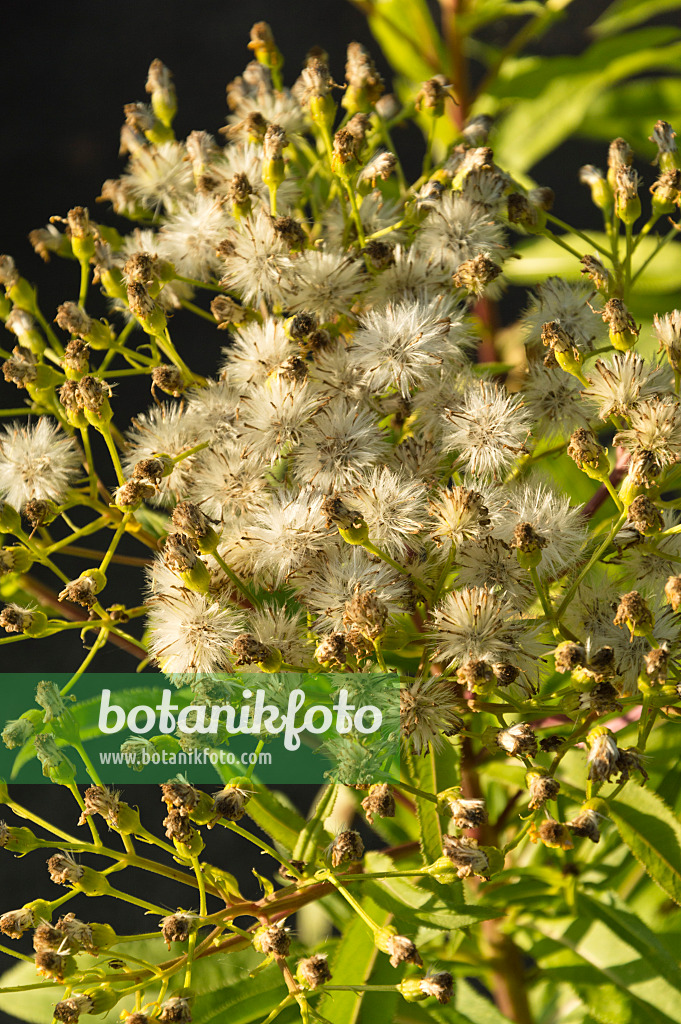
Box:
[627,495,663,535]
[419,972,454,1004]
[375,929,422,968]
[161,912,198,948]
[452,254,502,295]
[441,835,490,879]
[613,590,654,638]
[457,658,495,694]
[35,949,77,981]
[526,771,560,809]
[511,521,547,569]
[210,781,251,824]
[66,207,96,263]
[528,818,573,850]
[496,723,537,758]
[600,298,640,352]
[649,120,680,173]
[361,783,395,824]
[586,726,619,782]
[159,996,193,1023]
[248,22,283,79]
[34,734,77,784]
[0,546,33,576]
[146,59,177,128]
[330,828,364,868]
[579,165,613,213]
[5,308,45,355]
[446,797,488,829]
[78,375,113,424]
[567,428,610,480]
[59,569,106,608]
[343,589,387,638]
[171,502,219,553]
[253,923,291,957]
[0,907,34,939]
[567,802,602,843]
[127,280,168,337]
[152,364,185,397]
[343,41,384,114]
[0,822,40,854]
[23,499,61,530]
[614,165,641,224]
[296,953,332,989]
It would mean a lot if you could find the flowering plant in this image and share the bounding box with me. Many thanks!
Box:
[1,10,681,1024]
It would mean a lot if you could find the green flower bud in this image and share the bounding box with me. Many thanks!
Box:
[146,59,177,128]
[0,502,22,534]
[1,824,41,854]
[398,978,427,1003]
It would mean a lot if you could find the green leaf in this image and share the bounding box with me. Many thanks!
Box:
[361,852,494,932]
[579,76,681,152]
[591,0,681,37]
[244,785,309,855]
[489,29,681,172]
[577,891,681,994]
[608,785,681,905]
[293,783,338,864]
[349,0,449,81]
[319,896,390,1024]
[533,909,681,1024]
[408,749,442,863]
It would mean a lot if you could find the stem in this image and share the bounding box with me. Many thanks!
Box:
[211,549,256,606]
[555,512,627,621]
[73,740,104,788]
[61,627,109,695]
[540,227,584,261]
[68,784,102,846]
[98,421,126,486]
[80,427,98,500]
[99,513,132,575]
[78,259,90,307]
[544,214,611,258]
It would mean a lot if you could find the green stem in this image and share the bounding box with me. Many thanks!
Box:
[68,783,102,846]
[61,627,109,695]
[98,421,126,486]
[555,512,627,621]
[78,259,90,307]
[544,214,611,258]
[212,549,257,606]
[99,513,132,575]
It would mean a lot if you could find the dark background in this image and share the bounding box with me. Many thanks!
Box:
[0,2,663,1016]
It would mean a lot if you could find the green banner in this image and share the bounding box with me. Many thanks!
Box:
[0,672,401,785]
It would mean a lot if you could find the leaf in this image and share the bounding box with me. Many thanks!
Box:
[349,0,449,81]
[244,785,308,855]
[489,30,681,172]
[579,76,681,152]
[577,891,681,995]
[591,0,681,37]
[319,896,390,1024]
[533,911,681,1024]
[408,749,442,863]
[361,852,495,933]
[293,783,338,864]
[608,784,681,905]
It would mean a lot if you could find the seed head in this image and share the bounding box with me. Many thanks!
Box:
[361,783,395,824]
[330,828,364,868]
[296,954,332,989]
